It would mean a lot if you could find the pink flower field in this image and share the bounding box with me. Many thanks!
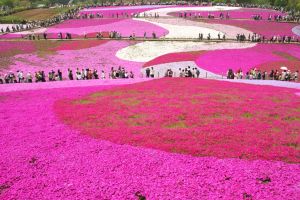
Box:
[0,78,299,199]
[0,5,300,199]
[141,43,300,75]
[1,41,300,78]
[46,18,168,38]
[0,40,145,76]
[200,18,299,38]
[195,43,300,74]
[0,18,168,39]
[170,8,286,19]
[79,5,170,18]
[55,78,300,163]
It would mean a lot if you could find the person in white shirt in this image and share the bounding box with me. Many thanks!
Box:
[26,72,32,83]
[294,71,298,81]
[101,70,106,79]
[150,67,154,78]
[17,71,23,83]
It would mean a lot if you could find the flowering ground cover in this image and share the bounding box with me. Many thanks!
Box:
[293,25,300,36]
[169,8,286,19]
[51,18,124,29]
[79,5,168,18]
[0,40,109,70]
[195,43,300,74]
[0,78,148,92]
[140,17,252,38]
[0,78,299,199]
[143,51,206,67]
[200,18,299,37]
[0,40,147,78]
[55,78,300,163]
[1,41,299,79]
[0,40,106,54]
[118,41,299,76]
[0,18,167,39]
[141,6,241,17]
[1,5,300,199]
[135,18,222,39]
[116,41,255,62]
[46,18,168,38]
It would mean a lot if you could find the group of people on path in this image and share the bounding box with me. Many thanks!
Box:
[24,30,158,40]
[236,33,299,43]
[145,66,201,78]
[0,66,134,84]
[165,67,201,78]
[227,68,298,81]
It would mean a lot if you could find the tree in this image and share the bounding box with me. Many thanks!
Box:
[274,0,288,7]
[287,0,300,10]
[0,0,14,8]
[252,0,271,5]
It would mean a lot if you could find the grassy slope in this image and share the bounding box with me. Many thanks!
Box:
[0,7,71,23]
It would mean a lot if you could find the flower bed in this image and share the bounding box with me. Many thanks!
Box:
[0,78,299,199]
[140,17,252,38]
[135,18,222,39]
[292,25,300,36]
[0,40,35,54]
[79,5,168,18]
[169,8,286,19]
[200,18,299,37]
[55,78,300,163]
[142,6,241,17]
[51,19,124,29]
[0,40,110,71]
[195,43,300,74]
[0,40,144,77]
[116,41,255,62]
[143,51,206,67]
[0,18,167,39]
[46,18,167,38]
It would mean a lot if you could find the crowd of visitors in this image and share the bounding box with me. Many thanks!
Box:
[178,12,231,19]
[227,68,298,81]
[145,66,201,78]
[176,67,201,78]
[145,66,298,81]
[177,10,299,22]
[23,30,158,40]
[236,33,299,43]
[0,66,134,84]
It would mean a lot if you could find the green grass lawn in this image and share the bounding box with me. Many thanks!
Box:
[0,7,71,23]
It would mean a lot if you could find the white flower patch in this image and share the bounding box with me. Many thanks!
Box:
[141,61,221,78]
[140,18,252,39]
[292,25,300,37]
[134,18,222,39]
[0,24,16,30]
[219,79,300,89]
[10,28,48,35]
[140,6,241,17]
[116,41,256,62]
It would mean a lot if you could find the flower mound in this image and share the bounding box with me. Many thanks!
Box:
[55,78,300,163]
